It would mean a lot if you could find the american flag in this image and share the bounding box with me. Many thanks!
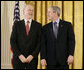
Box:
[10,1,20,68]
[13,1,20,23]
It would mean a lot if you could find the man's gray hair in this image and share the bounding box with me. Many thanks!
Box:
[50,6,60,16]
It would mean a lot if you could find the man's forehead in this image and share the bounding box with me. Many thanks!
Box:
[48,7,53,11]
[25,5,33,9]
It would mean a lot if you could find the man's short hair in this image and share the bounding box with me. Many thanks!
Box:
[50,6,60,16]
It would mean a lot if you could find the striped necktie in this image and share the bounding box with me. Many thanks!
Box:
[26,21,30,36]
[53,22,58,38]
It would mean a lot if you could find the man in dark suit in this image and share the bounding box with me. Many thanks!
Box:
[10,5,42,69]
[41,6,75,69]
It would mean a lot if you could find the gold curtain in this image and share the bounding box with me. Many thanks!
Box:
[25,1,83,69]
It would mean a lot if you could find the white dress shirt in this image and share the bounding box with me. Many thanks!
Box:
[24,19,32,30]
[53,18,60,27]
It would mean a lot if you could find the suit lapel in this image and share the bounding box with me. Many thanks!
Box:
[49,22,56,39]
[21,20,27,38]
[57,19,64,39]
[27,20,35,39]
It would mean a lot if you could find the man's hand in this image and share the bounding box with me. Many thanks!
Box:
[26,55,34,63]
[19,54,26,63]
[67,55,74,65]
[41,59,47,67]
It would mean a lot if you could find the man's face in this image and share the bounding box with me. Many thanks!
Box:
[24,5,33,19]
[48,7,58,21]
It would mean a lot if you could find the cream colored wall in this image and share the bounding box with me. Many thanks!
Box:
[1,1,26,69]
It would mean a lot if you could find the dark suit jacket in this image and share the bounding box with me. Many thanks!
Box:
[41,19,75,66]
[10,19,42,63]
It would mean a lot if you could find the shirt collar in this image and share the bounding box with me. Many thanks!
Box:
[24,19,32,24]
[53,18,60,24]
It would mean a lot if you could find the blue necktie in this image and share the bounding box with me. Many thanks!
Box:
[53,22,58,38]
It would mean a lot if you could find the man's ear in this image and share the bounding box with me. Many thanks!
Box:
[55,12,58,17]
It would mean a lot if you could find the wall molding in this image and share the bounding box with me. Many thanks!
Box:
[1,64,12,69]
